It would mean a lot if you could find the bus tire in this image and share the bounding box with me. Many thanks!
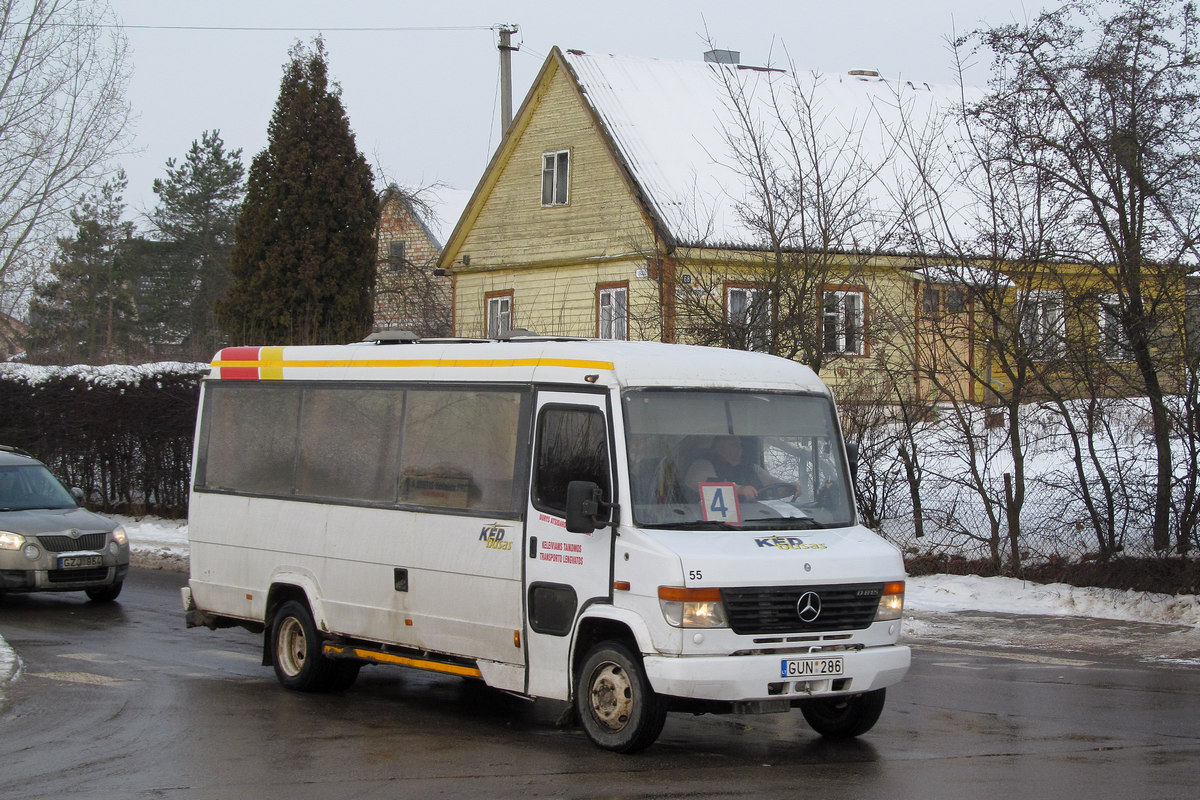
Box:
[575,642,667,753]
[798,688,886,737]
[271,600,336,692]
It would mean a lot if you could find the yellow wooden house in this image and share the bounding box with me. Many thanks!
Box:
[437,47,983,401]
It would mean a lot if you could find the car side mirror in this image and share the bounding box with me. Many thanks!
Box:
[565,480,616,533]
[70,487,85,504]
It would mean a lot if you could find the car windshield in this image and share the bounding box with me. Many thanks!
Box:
[0,464,78,511]
[622,389,854,531]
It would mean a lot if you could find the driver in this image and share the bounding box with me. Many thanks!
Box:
[683,436,798,502]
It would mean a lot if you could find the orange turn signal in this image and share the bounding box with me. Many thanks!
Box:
[657,586,722,602]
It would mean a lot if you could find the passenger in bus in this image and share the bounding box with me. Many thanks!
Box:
[683,435,800,502]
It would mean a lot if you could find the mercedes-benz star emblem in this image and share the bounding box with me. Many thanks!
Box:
[796,591,821,623]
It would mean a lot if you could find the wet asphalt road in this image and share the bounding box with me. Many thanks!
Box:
[1,567,1198,800]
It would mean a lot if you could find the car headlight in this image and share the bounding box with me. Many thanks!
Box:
[658,586,729,628]
[111,524,128,546]
[0,530,26,550]
[874,581,905,621]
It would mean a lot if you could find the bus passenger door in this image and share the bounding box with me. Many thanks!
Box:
[524,391,615,700]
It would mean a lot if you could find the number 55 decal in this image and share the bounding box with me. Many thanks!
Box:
[699,482,741,525]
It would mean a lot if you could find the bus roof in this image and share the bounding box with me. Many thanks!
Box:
[207,338,830,395]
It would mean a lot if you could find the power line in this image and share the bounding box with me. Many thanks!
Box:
[96,23,506,33]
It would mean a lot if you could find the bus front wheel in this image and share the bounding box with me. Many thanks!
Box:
[575,642,667,753]
[798,688,886,737]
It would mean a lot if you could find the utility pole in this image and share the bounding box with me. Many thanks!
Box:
[498,24,519,133]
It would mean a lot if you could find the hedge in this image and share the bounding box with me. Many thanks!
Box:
[0,363,206,518]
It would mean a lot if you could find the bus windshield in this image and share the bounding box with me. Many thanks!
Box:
[622,389,854,530]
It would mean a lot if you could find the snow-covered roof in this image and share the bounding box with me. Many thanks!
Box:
[911,264,1015,288]
[562,50,978,252]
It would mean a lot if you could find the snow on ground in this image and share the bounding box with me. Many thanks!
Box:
[3,517,1199,688]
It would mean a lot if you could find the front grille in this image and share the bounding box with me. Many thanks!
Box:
[47,567,110,583]
[721,583,883,635]
[36,533,107,552]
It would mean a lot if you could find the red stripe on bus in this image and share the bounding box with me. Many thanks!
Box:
[217,346,262,362]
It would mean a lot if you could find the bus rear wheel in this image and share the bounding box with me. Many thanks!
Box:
[575,642,667,753]
[271,600,337,692]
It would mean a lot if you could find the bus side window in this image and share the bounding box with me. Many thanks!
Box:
[532,406,610,516]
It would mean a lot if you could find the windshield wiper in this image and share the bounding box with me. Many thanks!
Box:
[648,520,744,531]
[742,517,826,530]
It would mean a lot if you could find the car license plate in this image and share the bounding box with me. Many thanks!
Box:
[58,555,103,569]
[781,656,844,678]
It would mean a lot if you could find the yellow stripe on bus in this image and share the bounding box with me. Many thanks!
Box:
[324,645,483,678]
[212,357,615,372]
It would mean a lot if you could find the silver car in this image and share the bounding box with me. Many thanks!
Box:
[0,445,129,602]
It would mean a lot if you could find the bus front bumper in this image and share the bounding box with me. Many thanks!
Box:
[643,644,910,703]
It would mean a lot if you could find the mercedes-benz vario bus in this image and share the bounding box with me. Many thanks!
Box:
[183,333,909,752]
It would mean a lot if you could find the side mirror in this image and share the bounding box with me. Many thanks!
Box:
[70,487,85,504]
[565,480,616,533]
[844,442,859,483]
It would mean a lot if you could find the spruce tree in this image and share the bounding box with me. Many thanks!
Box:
[26,173,144,364]
[216,38,379,345]
[145,131,245,360]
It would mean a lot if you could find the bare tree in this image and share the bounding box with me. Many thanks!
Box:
[670,56,900,370]
[959,0,1200,552]
[0,0,132,321]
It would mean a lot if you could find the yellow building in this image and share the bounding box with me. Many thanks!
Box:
[438,47,987,401]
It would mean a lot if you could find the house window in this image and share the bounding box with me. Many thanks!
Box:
[726,285,770,351]
[922,284,940,317]
[823,289,866,355]
[1098,293,1132,362]
[946,286,968,314]
[541,150,570,206]
[598,284,628,340]
[1020,290,1065,360]
[486,291,513,338]
[387,241,405,272]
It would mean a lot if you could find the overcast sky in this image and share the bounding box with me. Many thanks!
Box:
[109,0,1046,230]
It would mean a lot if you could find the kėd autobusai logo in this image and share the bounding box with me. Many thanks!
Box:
[753,536,828,551]
[479,523,512,550]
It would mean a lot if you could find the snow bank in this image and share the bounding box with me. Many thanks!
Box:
[908,573,1200,627]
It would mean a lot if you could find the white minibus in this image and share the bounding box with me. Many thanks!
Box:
[183,333,909,752]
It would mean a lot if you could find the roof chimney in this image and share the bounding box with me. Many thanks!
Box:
[704,49,740,65]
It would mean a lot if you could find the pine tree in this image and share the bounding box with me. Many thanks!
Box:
[26,173,144,364]
[216,38,379,345]
[145,131,245,360]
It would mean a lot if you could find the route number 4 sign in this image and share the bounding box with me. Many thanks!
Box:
[699,482,742,525]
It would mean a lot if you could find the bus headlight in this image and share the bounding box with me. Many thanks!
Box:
[658,586,728,628]
[874,581,905,621]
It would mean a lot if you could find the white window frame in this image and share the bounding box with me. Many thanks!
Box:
[823,290,866,355]
[598,286,628,340]
[726,285,770,351]
[486,294,512,338]
[1020,290,1065,360]
[541,150,570,206]
[1097,293,1132,362]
